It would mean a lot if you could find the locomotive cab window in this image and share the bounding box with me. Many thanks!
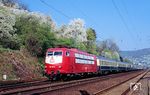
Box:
[54,51,62,56]
[66,51,70,56]
[47,51,53,56]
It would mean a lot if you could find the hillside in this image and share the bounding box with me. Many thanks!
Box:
[0,48,43,80]
[120,48,150,58]
[120,48,150,67]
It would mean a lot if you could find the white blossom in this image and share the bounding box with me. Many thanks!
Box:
[0,4,56,30]
[0,9,16,40]
[56,18,87,42]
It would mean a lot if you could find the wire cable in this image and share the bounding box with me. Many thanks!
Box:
[40,0,71,19]
[112,0,139,50]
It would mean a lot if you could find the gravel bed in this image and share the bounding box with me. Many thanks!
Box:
[41,71,143,95]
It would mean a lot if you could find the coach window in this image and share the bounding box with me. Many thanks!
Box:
[66,51,70,56]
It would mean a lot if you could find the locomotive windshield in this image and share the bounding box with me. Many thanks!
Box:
[47,51,62,56]
[46,51,63,64]
[54,52,62,56]
[48,52,53,56]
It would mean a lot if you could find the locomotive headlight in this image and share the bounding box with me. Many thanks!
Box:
[58,66,62,68]
[50,66,55,68]
[45,65,47,68]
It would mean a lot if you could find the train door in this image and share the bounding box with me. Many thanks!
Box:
[70,51,75,73]
[66,50,74,73]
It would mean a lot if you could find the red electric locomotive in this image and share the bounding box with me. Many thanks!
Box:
[44,47,97,79]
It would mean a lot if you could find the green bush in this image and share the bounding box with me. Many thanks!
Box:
[15,15,56,57]
[86,28,97,54]
[55,38,75,47]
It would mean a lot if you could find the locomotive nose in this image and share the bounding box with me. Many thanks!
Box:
[45,64,62,75]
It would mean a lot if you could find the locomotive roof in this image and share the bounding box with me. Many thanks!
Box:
[47,48,95,56]
[97,56,130,64]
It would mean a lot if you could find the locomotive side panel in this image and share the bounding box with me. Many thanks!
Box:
[73,51,97,73]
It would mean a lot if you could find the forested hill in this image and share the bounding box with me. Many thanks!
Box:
[120,48,150,58]
[120,48,150,66]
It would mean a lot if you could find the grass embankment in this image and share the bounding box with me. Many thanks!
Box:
[0,48,44,80]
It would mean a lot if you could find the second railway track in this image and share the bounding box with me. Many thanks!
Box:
[93,70,149,95]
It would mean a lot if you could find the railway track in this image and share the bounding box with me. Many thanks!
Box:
[93,70,149,95]
[122,70,150,95]
[0,71,143,95]
[0,78,48,91]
